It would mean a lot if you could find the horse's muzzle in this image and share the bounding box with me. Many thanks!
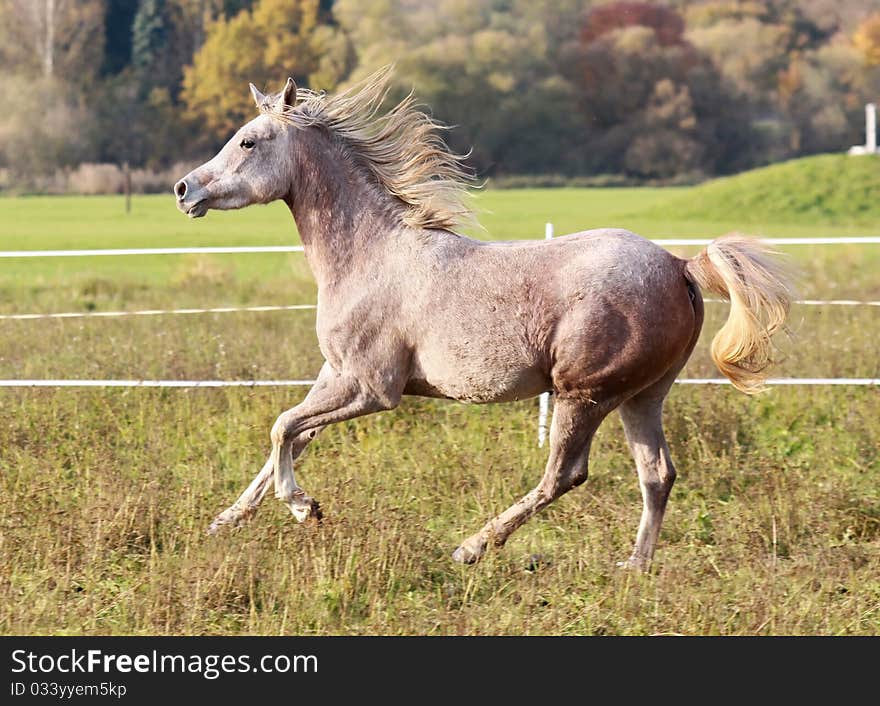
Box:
[174,178,209,218]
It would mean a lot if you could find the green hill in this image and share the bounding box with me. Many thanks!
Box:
[642,154,880,225]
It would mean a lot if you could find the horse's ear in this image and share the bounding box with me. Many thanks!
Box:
[280,77,297,108]
[249,83,266,108]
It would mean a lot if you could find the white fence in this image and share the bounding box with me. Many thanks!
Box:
[0,246,305,258]
[0,304,317,320]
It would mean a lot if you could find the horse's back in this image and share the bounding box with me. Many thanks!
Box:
[468,227,687,304]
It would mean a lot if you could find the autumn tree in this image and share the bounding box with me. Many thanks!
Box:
[333,0,589,175]
[181,0,350,141]
[564,1,756,176]
[0,75,93,178]
[0,0,105,84]
[623,79,704,178]
[0,0,106,180]
[581,1,685,46]
[688,1,872,162]
[854,12,880,65]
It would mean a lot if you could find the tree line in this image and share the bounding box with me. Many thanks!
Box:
[2,0,880,191]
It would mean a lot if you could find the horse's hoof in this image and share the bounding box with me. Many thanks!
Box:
[452,539,485,565]
[306,499,323,524]
[451,546,477,564]
[617,555,650,572]
[525,553,549,572]
[207,506,247,535]
[289,496,322,524]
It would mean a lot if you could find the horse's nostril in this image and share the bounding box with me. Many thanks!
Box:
[174,180,187,200]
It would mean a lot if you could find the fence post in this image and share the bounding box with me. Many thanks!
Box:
[538,222,554,447]
[123,161,131,214]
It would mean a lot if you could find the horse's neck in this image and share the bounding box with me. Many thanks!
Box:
[287,133,402,289]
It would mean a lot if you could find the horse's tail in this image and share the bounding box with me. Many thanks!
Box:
[684,233,792,394]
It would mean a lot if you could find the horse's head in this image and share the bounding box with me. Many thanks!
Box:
[174,79,298,218]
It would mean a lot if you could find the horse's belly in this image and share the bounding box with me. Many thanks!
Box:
[406,355,549,404]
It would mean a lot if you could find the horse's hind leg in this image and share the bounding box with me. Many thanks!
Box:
[207,455,274,534]
[207,426,324,534]
[617,381,678,570]
[452,397,607,564]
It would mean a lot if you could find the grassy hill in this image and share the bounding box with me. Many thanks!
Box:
[641,154,880,225]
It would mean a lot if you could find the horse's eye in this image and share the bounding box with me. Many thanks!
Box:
[240,138,256,150]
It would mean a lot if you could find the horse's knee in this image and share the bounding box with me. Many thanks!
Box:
[294,426,321,446]
[662,462,676,488]
[270,412,295,446]
[544,463,588,496]
[641,471,675,506]
[654,453,676,488]
[636,448,676,485]
[567,464,589,489]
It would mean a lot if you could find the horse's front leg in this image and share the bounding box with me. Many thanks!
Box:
[270,362,400,522]
[207,426,324,534]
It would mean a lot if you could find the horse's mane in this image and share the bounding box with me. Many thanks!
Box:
[259,66,478,232]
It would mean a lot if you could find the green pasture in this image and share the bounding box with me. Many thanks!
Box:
[644,154,880,226]
[0,176,878,635]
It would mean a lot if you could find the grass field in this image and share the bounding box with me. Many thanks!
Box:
[644,154,880,226]
[0,182,878,635]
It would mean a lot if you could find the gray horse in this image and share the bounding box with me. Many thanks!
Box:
[175,67,791,568]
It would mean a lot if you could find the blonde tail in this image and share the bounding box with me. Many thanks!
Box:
[685,234,793,394]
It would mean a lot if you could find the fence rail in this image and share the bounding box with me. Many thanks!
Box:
[0,246,304,258]
[0,304,317,320]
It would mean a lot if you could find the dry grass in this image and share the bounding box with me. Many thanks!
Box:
[1,386,877,635]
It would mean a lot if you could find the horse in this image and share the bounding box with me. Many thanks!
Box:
[174,67,791,569]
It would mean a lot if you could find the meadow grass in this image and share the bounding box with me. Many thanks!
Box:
[0,187,878,635]
[642,154,880,226]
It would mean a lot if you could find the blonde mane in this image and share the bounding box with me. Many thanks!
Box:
[260,66,478,231]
